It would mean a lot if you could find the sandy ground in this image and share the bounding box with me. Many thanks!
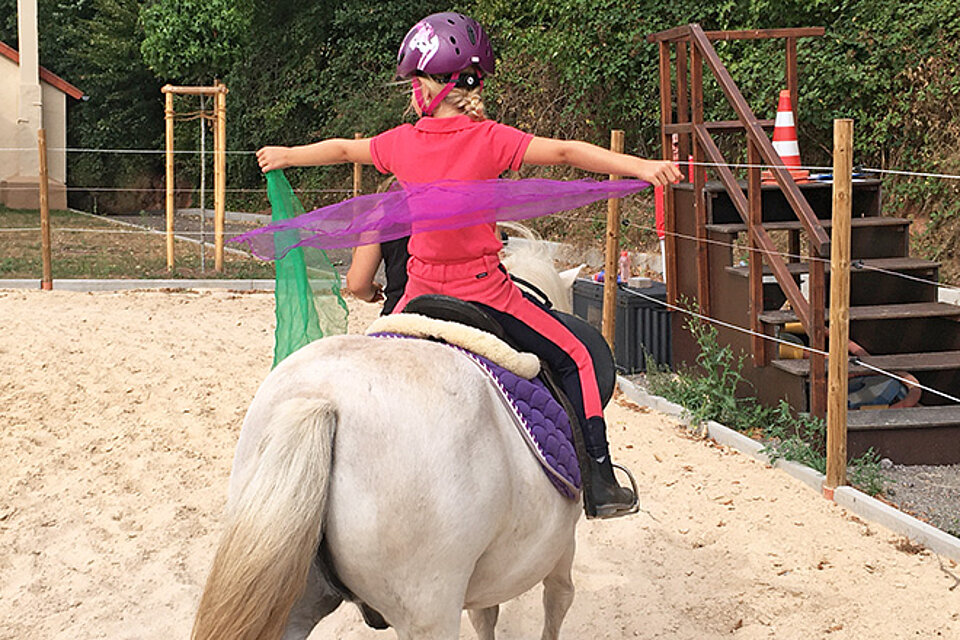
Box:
[1,288,958,640]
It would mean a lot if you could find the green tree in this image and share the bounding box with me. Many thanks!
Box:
[139,0,249,83]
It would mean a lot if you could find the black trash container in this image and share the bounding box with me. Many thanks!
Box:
[571,279,672,373]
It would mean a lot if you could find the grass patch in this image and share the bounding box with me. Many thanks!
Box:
[646,316,886,496]
[0,206,275,279]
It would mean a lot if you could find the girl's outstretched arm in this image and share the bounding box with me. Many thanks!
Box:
[523,137,681,186]
[256,138,374,173]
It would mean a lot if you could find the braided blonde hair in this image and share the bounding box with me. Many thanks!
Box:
[416,70,486,121]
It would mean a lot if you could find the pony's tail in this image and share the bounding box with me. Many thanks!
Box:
[192,398,337,640]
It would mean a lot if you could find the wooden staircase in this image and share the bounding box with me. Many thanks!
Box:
[649,25,960,465]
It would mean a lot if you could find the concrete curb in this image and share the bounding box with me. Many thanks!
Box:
[617,376,960,562]
[0,279,276,291]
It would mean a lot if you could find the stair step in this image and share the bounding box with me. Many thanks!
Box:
[847,405,960,431]
[771,351,960,376]
[706,216,910,235]
[759,302,960,326]
[847,405,960,464]
[725,257,937,278]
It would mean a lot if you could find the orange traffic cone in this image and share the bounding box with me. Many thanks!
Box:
[762,89,809,183]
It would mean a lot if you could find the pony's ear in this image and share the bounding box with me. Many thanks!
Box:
[558,265,584,289]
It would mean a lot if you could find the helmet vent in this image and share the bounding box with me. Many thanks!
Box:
[449,36,457,44]
[466,25,476,45]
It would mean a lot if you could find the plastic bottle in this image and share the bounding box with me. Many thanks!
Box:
[618,250,631,283]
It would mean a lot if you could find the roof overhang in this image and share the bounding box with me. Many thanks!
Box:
[0,40,84,100]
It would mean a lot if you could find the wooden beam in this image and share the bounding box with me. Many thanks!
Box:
[659,41,679,304]
[353,132,363,198]
[602,130,625,350]
[809,239,827,418]
[664,119,774,134]
[38,129,52,290]
[690,45,710,313]
[214,85,226,272]
[647,25,824,43]
[165,91,175,271]
[646,24,692,43]
[825,119,853,490]
[161,84,228,96]
[703,27,824,41]
[747,139,765,364]
[675,42,690,163]
[786,37,799,121]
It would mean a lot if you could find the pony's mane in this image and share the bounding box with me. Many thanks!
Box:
[499,222,579,313]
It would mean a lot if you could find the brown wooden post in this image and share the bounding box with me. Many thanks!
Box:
[353,132,363,198]
[825,119,853,493]
[675,41,690,165]
[785,37,799,122]
[164,88,175,270]
[602,129,625,350]
[37,129,52,290]
[214,84,227,272]
[658,42,679,304]
[747,139,765,364]
[690,43,710,314]
[809,240,827,419]
[785,37,801,266]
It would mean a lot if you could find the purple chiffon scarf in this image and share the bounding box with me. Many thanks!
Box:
[230,177,652,261]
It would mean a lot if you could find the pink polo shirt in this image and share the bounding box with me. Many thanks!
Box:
[370,115,533,263]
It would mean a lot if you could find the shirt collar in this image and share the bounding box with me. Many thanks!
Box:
[414,114,477,132]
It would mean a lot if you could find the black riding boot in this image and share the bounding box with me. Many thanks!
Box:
[582,454,637,519]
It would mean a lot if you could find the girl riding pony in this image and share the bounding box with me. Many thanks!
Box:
[257,12,681,518]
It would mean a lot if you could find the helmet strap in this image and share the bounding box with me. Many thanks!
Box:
[412,72,461,117]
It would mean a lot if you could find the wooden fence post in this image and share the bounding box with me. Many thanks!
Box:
[825,119,853,494]
[353,132,363,197]
[38,129,52,290]
[214,84,227,272]
[164,89,175,271]
[602,130,625,350]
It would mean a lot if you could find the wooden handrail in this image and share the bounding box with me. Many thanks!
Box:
[688,25,830,257]
[664,119,774,134]
[647,26,824,43]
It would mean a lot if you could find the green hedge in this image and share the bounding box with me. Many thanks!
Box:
[3,0,958,221]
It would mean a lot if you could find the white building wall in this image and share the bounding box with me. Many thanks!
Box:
[41,82,66,184]
[0,53,69,184]
[0,54,19,182]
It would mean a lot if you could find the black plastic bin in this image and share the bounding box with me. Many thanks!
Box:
[571,279,672,373]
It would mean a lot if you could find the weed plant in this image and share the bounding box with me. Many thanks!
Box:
[646,317,886,496]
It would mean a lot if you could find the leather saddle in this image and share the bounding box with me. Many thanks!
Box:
[402,294,616,408]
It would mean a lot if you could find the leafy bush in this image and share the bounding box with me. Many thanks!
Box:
[646,316,886,496]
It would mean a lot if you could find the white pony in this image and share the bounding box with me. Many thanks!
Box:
[192,229,585,640]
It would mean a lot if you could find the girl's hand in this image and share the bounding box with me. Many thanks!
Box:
[256,146,291,173]
[634,159,682,187]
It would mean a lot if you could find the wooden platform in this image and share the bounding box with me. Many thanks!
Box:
[759,302,960,325]
[772,351,960,376]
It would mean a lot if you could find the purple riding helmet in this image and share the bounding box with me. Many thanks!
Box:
[396,12,495,116]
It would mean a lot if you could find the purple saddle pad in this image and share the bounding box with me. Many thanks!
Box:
[463,353,582,499]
